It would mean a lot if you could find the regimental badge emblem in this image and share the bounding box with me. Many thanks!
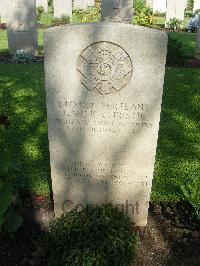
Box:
[77,42,133,95]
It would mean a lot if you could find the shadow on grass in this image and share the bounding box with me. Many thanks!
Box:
[0,62,199,265]
[152,67,200,202]
[0,64,50,194]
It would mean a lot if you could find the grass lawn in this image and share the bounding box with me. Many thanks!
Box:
[0,64,199,201]
[0,26,196,58]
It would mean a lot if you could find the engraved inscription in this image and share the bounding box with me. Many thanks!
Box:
[52,99,152,134]
[15,0,26,8]
[77,42,133,95]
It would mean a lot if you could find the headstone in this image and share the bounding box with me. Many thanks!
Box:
[36,0,48,12]
[101,0,133,23]
[185,0,188,10]
[146,0,154,9]
[53,0,72,18]
[165,0,185,26]
[193,0,200,13]
[74,0,95,10]
[44,22,167,226]
[6,0,38,55]
[153,0,166,13]
[0,0,7,23]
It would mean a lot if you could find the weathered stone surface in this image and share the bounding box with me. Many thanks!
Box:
[53,0,72,18]
[146,0,154,8]
[165,0,185,25]
[74,0,95,10]
[36,0,48,12]
[101,0,133,24]
[0,0,7,23]
[193,0,200,13]
[153,0,166,13]
[44,23,167,226]
[6,0,38,54]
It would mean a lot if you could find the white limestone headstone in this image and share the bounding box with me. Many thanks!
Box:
[44,22,167,226]
[53,0,72,18]
[74,0,95,10]
[153,0,166,13]
[185,0,188,10]
[146,0,154,9]
[0,0,7,23]
[101,0,133,23]
[193,0,200,13]
[6,0,38,54]
[36,0,48,12]
[165,0,185,26]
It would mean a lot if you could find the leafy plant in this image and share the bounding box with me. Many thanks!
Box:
[51,15,71,26]
[0,115,23,233]
[40,204,137,265]
[48,0,53,7]
[181,175,200,220]
[73,3,101,22]
[134,1,156,27]
[187,0,194,10]
[166,18,183,32]
[134,0,145,12]
[36,5,45,24]
[166,35,187,66]
[187,13,200,32]
[12,50,37,64]
[194,9,200,16]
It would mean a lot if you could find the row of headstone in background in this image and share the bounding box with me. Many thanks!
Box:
[54,0,95,18]
[151,0,187,14]
[53,0,72,19]
[165,0,185,25]
[74,0,95,10]
[101,0,133,24]
[148,0,186,27]
[193,0,200,12]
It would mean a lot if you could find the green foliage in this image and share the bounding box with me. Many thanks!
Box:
[181,175,200,220]
[0,115,23,233]
[152,67,200,202]
[166,35,187,66]
[52,15,71,26]
[41,205,137,265]
[194,9,200,16]
[134,0,145,12]
[48,0,53,7]
[166,18,183,32]
[187,0,194,10]
[36,5,45,24]
[134,0,156,27]
[153,12,166,17]
[12,50,38,64]
[73,3,101,22]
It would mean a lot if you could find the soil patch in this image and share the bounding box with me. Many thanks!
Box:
[0,194,199,266]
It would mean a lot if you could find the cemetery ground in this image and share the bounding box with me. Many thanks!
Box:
[0,13,200,266]
[0,61,200,264]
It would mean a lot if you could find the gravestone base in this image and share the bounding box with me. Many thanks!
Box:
[44,23,167,226]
